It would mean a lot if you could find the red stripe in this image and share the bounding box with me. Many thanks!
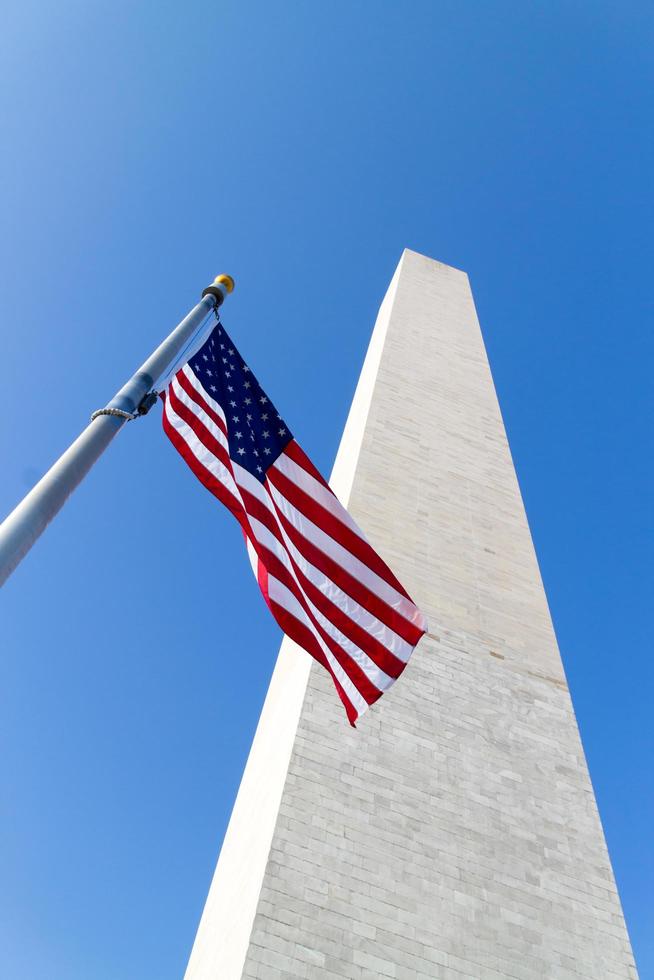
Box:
[175,369,228,439]
[227,477,384,702]
[268,602,360,726]
[256,542,382,706]
[167,384,233,476]
[268,464,412,601]
[162,408,248,532]
[238,485,285,543]
[283,440,333,492]
[238,482,407,679]
[246,533,271,611]
[287,560,405,679]
[264,488,424,647]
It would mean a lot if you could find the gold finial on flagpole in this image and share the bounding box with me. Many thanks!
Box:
[201,274,235,306]
[214,274,235,293]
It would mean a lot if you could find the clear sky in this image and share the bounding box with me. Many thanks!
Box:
[1,2,652,977]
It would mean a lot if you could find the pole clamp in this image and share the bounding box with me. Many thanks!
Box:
[90,390,159,423]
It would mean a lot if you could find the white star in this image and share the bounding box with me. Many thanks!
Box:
[230,400,237,408]
[262,413,269,421]
[259,396,268,405]
[262,430,270,439]
[256,465,263,474]
[194,364,201,372]
[243,365,250,373]
[227,385,234,392]
[210,385,217,392]
[237,447,245,456]
[206,369,213,377]
[220,343,225,349]
[264,447,271,455]
[225,371,231,378]
[232,415,240,423]
[253,450,259,457]
[246,413,253,422]
[228,348,234,356]
[244,397,252,405]
[202,354,208,361]
[210,339,214,347]
[278,428,286,436]
[222,357,228,364]
[235,431,243,439]
[244,381,251,389]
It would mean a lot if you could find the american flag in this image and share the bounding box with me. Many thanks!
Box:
[161,319,427,725]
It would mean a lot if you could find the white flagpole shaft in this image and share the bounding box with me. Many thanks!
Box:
[0,276,234,587]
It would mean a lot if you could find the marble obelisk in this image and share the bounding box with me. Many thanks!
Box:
[185,250,637,979]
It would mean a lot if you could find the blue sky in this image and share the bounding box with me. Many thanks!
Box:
[1,2,652,976]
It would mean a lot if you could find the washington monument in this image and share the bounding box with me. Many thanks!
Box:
[184,251,636,979]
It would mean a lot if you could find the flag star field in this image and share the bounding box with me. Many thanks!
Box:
[191,323,292,481]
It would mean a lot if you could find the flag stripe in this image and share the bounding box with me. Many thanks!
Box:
[238,477,402,688]
[266,479,421,628]
[168,381,233,477]
[162,395,245,525]
[245,532,369,719]
[273,448,413,602]
[181,365,230,428]
[268,463,412,599]
[247,515,395,695]
[233,463,415,660]
[235,473,410,675]
[258,558,386,709]
[264,482,424,646]
[265,575,371,716]
[283,439,333,491]
[176,367,229,439]
[184,444,397,702]
[272,452,367,542]
[268,601,360,725]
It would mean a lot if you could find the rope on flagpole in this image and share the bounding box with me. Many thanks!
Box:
[90,407,139,422]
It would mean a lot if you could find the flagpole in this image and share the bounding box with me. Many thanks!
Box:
[0,274,235,588]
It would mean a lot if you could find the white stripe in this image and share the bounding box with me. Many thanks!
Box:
[181,365,229,427]
[233,463,413,662]
[266,575,369,719]
[266,479,423,629]
[247,515,393,693]
[272,453,369,543]
[164,397,243,512]
[245,536,259,580]
[171,376,230,453]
